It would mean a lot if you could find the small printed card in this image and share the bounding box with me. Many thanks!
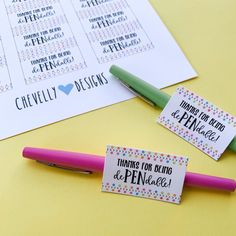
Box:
[158,86,236,160]
[102,146,188,204]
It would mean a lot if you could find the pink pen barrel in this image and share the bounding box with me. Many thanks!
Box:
[23,147,236,192]
[185,172,236,192]
[23,147,105,173]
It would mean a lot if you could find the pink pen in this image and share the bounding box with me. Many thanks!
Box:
[22,147,236,192]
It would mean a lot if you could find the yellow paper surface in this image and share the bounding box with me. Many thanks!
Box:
[0,0,236,235]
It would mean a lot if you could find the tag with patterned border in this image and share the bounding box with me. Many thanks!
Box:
[102,146,188,204]
[158,86,236,160]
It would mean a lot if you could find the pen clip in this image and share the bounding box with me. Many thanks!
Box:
[119,80,156,107]
[37,160,92,175]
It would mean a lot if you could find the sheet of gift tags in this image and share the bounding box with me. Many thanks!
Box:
[0,0,196,139]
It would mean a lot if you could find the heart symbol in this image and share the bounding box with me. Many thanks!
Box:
[58,84,74,95]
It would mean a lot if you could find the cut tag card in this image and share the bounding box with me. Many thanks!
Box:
[158,86,236,160]
[102,146,188,204]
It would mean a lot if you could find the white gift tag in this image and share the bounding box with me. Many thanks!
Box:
[158,86,236,160]
[102,146,188,204]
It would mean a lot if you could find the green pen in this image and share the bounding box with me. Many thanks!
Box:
[109,65,236,153]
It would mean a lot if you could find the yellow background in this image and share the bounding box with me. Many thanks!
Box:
[1,0,236,235]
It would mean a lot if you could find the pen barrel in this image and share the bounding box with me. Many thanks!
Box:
[23,147,236,192]
[228,137,236,152]
[110,65,170,109]
[23,147,105,173]
[185,172,236,192]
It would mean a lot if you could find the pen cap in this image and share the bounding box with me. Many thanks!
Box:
[23,147,105,173]
[110,65,170,109]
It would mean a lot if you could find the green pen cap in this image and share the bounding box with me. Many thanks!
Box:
[110,65,170,109]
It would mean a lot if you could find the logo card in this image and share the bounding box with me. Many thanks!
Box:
[158,86,236,160]
[102,146,188,204]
